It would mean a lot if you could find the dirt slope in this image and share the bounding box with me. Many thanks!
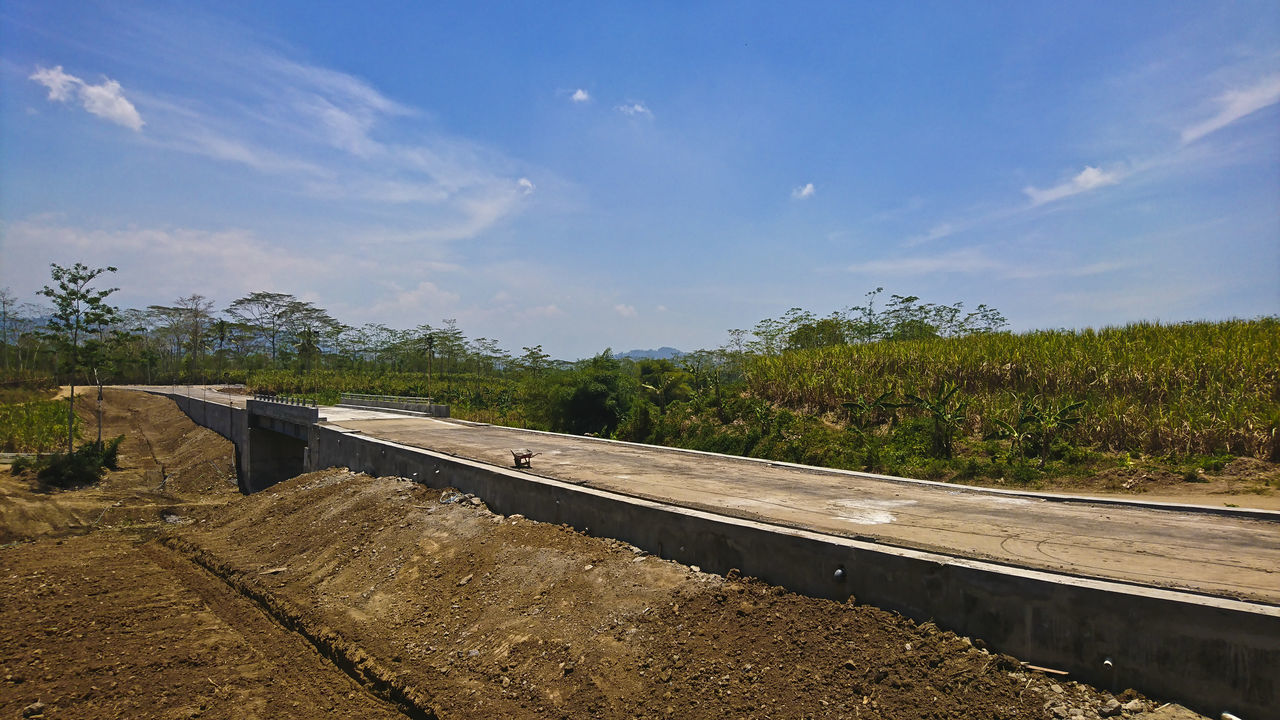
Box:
[166,468,1194,720]
[0,532,408,720]
[0,389,237,542]
[0,391,407,719]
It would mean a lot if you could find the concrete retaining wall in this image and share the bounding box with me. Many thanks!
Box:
[309,424,1279,719]
[158,390,1280,719]
[166,392,250,492]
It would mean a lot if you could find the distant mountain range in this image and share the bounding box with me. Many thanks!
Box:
[617,347,684,360]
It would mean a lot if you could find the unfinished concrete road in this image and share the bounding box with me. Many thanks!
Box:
[140,387,1280,605]
[322,414,1280,605]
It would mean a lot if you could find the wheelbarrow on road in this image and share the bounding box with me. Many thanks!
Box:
[511,449,540,468]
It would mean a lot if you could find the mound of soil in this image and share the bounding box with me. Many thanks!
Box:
[165,468,1183,719]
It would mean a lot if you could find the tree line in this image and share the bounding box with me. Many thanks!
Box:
[1,270,560,386]
[4,268,1007,393]
[10,260,1270,483]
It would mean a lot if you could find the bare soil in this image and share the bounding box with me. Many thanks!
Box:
[0,390,1206,719]
[1051,457,1280,510]
[0,389,237,543]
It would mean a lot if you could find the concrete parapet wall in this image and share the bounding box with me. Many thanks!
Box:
[245,399,320,426]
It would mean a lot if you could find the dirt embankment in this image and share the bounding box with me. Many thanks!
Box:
[167,468,1205,720]
[0,390,1205,719]
[0,389,238,542]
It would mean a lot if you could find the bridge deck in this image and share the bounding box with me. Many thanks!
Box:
[138,388,1280,605]
[313,413,1280,605]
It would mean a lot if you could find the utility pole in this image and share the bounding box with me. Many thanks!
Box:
[95,367,103,445]
[425,334,435,396]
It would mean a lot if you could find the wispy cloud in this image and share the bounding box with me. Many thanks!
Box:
[791,182,816,199]
[3,218,327,302]
[1023,165,1122,206]
[847,247,1131,279]
[76,37,540,242]
[362,280,461,318]
[1181,75,1280,144]
[30,65,144,131]
[905,222,954,246]
[616,101,652,118]
[847,248,1003,276]
[2,216,477,321]
[613,304,638,317]
[571,88,590,103]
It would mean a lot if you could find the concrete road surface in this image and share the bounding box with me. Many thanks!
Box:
[144,388,1280,605]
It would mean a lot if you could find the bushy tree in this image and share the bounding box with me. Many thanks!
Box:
[39,263,119,453]
[537,351,636,436]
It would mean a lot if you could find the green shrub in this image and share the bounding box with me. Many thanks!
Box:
[1182,469,1207,483]
[0,399,74,453]
[1006,464,1041,485]
[920,459,950,479]
[955,458,983,481]
[31,435,125,489]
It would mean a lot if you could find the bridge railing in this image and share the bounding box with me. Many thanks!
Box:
[338,393,449,418]
[252,392,316,407]
[341,392,436,404]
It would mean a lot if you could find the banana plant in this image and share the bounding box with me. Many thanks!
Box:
[1035,399,1085,468]
[990,392,1040,464]
[904,381,968,459]
[840,391,902,434]
[993,393,1085,468]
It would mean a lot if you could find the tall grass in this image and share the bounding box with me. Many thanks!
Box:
[0,399,76,453]
[746,319,1280,459]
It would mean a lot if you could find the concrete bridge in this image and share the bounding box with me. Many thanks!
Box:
[138,385,1279,719]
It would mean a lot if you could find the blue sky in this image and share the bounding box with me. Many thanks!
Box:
[2,1,1277,359]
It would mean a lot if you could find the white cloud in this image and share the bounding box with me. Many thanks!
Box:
[571,88,590,103]
[362,280,461,318]
[29,65,144,131]
[114,47,538,243]
[1,218,326,302]
[847,246,1131,280]
[847,248,1003,276]
[1023,165,1121,206]
[525,304,564,318]
[614,304,638,317]
[0,217,476,328]
[791,182,816,199]
[905,222,954,246]
[29,65,78,101]
[616,102,652,118]
[1181,75,1280,144]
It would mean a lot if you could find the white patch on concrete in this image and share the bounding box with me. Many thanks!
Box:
[945,491,1035,506]
[829,499,917,525]
[983,496,1035,506]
